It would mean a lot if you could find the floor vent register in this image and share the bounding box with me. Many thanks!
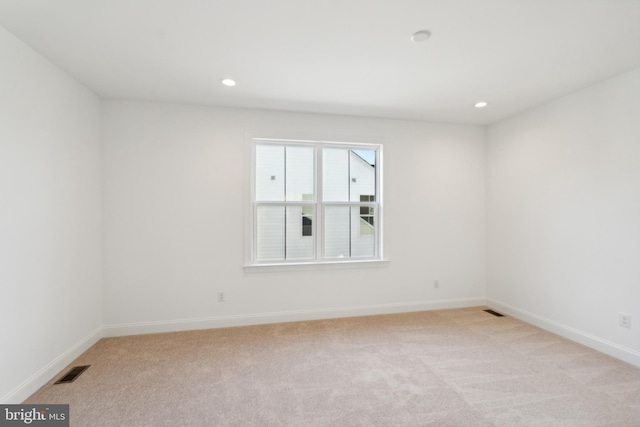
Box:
[484,309,505,317]
[54,365,90,384]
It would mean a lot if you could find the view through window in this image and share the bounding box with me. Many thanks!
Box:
[252,140,381,264]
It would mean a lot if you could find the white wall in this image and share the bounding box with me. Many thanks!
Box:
[5,17,638,403]
[487,67,640,365]
[0,27,103,402]
[102,101,486,334]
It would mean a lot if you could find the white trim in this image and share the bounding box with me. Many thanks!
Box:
[243,258,390,273]
[103,297,486,337]
[1,327,103,404]
[376,144,384,259]
[315,143,322,259]
[247,136,384,266]
[253,137,381,149]
[487,298,640,368]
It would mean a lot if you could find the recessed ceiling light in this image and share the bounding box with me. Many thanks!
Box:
[221,78,236,87]
[474,101,488,108]
[411,30,432,43]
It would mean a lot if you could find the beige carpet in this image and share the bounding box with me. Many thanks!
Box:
[26,307,640,426]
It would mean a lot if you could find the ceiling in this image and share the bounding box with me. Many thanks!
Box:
[1,0,639,125]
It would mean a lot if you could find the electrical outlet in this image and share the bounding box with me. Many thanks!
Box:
[218,292,226,303]
[619,313,631,328]
[433,280,439,289]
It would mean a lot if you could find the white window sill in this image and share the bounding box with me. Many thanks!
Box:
[243,258,390,274]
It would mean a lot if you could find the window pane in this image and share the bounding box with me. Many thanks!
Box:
[349,150,376,202]
[286,206,314,260]
[252,140,380,265]
[286,146,314,201]
[324,148,376,202]
[255,145,284,201]
[256,206,285,261]
[352,206,375,257]
[323,148,349,202]
[324,205,350,258]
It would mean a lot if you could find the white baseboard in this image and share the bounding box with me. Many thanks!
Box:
[1,327,103,404]
[103,297,487,337]
[487,298,640,368]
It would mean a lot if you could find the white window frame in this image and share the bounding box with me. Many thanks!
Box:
[244,137,385,270]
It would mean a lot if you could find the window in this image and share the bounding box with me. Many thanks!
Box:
[250,139,382,265]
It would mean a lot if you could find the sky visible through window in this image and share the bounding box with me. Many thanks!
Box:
[352,149,375,166]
